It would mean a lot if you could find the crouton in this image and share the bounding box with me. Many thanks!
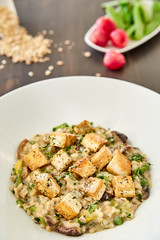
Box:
[51,149,72,171]
[74,120,93,135]
[23,148,48,171]
[55,193,82,220]
[107,149,131,176]
[112,176,135,198]
[85,177,106,200]
[91,146,113,169]
[81,133,108,152]
[71,158,96,178]
[35,173,60,198]
[50,132,76,148]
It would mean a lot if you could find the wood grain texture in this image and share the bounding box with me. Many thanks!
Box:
[0,0,160,96]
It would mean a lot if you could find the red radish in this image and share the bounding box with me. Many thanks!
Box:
[90,28,109,47]
[110,29,129,48]
[95,17,116,34]
[103,50,126,70]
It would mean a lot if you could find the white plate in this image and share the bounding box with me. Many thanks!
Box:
[0,76,160,240]
[84,1,160,53]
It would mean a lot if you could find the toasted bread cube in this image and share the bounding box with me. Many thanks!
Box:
[85,177,106,200]
[35,173,60,198]
[50,132,76,148]
[55,193,82,220]
[112,176,135,198]
[71,158,96,178]
[107,149,131,176]
[91,146,113,169]
[23,148,48,171]
[51,149,72,171]
[74,120,93,134]
[81,133,107,152]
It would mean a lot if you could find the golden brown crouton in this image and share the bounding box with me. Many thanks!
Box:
[74,120,93,134]
[51,149,72,172]
[50,132,76,148]
[107,149,131,176]
[55,193,82,220]
[35,173,60,198]
[81,133,108,152]
[23,148,48,171]
[91,146,113,169]
[71,158,96,178]
[85,177,106,200]
[112,176,135,198]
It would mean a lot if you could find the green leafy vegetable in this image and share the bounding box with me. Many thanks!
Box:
[52,123,69,132]
[140,178,148,188]
[29,205,36,212]
[16,200,24,208]
[34,217,46,226]
[16,169,23,187]
[137,193,142,201]
[113,216,124,225]
[129,154,144,162]
[88,202,98,214]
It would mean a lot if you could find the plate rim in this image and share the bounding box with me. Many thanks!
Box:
[0,76,160,101]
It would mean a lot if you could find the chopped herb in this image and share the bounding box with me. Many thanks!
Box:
[139,163,150,175]
[16,200,23,208]
[72,196,76,199]
[52,137,55,145]
[29,140,36,145]
[42,143,50,151]
[88,202,99,214]
[44,169,51,173]
[78,137,83,145]
[126,213,131,218]
[16,169,23,187]
[34,217,46,226]
[96,175,109,181]
[73,182,77,185]
[90,122,94,126]
[77,219,88,225]
[29,205,36,212]
[140,178,148,188]
[53,215,60,220]
[52,123,69,132]
[113,217,123,225]
[129,154,144,162]
[72,125,76,129]
[68,172,76,181]
[107,136,115,144]
[137,193,142,201]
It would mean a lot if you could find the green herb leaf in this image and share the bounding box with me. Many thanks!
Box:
[77,219,88,225]
[139,163,150,175]
[52,123,69,132]
[29,205,36,212]
[113,217,124,225]
[16,169,23,187]
[140,178,148,188]
[129,154,144,162]
[137,193,142,201]
[16,200,24,208]
[34,217,46,226]
[88,202,99,214]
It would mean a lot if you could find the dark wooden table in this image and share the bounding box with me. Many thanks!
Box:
[0,0,160,96]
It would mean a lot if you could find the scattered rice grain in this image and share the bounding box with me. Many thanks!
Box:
[45,70,52,76]
[64,40,71,46]
[83,51,92,58]
[56,60,64,66]
[57,47,64,53]
[28,71,34,77]
[1,59,7,64]
[48,65,54,71]
[0,65,5,70]
[95,73,102,77]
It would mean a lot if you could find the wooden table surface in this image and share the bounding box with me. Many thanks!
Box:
[0,0,160,96]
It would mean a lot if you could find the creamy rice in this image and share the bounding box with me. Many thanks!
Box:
[9,121,151,236]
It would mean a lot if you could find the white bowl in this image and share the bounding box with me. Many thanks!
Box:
[0,76,160,240]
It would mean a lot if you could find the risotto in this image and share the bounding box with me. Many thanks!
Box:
[9,120,151,236]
